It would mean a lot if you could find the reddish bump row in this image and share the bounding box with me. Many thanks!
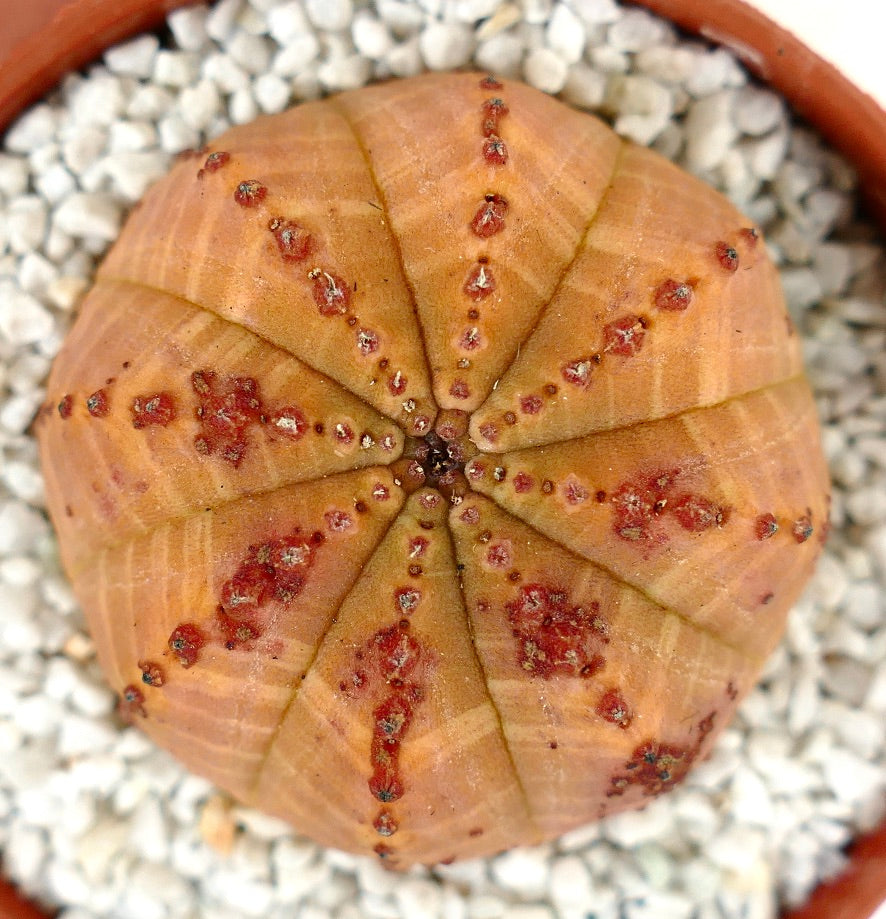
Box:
[131,392,176,429]
[471,194,508,238]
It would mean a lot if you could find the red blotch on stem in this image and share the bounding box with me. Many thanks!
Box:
[716,241,739,271]
[654,279,693,311]
[481,98,509,137]
[201,151,230,175]
[506,583,608,679]
[234,179,267,207]
[138,660,165,687]
[464,263,496,300]
[755,513,779,540]
[482,135,509,165]
[268,407,308,440]
[168,623,205,668]
[309,269,351,316]
[268,217,311,262]
[86,389,110,417]
[470,194,508,238]
[671,494,728,531]
[603,315,646,357]
[118,684,146,720]
[596,689,633,729]
[131,393,176,429]
[792,514,814,543]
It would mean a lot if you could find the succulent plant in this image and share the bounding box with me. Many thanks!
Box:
[37,72,829,867]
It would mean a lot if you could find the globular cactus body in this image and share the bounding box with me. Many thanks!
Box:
[37,73,828,866]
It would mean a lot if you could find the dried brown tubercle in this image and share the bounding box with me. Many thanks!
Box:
[37,72,829,868]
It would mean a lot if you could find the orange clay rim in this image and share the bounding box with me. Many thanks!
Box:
[0,1,882,918]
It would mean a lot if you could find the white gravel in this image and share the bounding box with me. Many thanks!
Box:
[0,2,884,918]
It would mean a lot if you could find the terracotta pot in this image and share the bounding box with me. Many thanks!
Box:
[0,1,883,918]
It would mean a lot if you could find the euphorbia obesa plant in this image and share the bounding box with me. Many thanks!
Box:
[37,72,828,867]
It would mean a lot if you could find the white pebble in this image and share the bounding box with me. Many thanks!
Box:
[54,192,123,241]
[158,114,201,155]
[317,55,373,92]
[0,154,28,197]
[206,0,244,42]
[272,36,322,76]
[607,8,670,51]
[0,501,48,553]
[846,487,886,526]
[452,0,500,21]
[57,714,119,757]
[229,89,260,126]
[152,50,201,88]
[820,749,884,804]
[0,555,41,587]
[129,794,171,862]
[5,105,59,154]
[68,73,127,127]
[227,31,273,74]
[108,120,157,153]
[206,868,275,916]
[548,854,594,906]
[734,85,784,136]
[419,22,475,70]
[524,47,569,93]
[254,73,292,114]
[12,694,64,737]
[730,766,775,826]
[844,581,884,630]
[168,4,211,51]
[305,0,354,32]
[635,45,694,83]
[33,163,74,206]
[490,846,550,898]
[237,4,271,37]
[706,824,766,874]
[47,862,92,907]
[75,817,129,884]
[6,823,47,887]
[7,196,48,253]
[588,44,629,74]
[352,11,393,60]
[684,90,738,172]
[267,1,311,45]
[202,52,251,92]
[17,251,58,296]
[69,754,127,795]
[0,392,43,435]
[603,798,677,848]
[545,5,586,64]
[685,48,740,97]
[46,275,88,311]
[0,283,54,347]
[127,85,175,121]
[104,34,160,78]
[100,151,169,201]
[394,876,443,919]
[865,664,886,712]
[745,127,789,181]
[176,80,221,132]
[475,33,525,80]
